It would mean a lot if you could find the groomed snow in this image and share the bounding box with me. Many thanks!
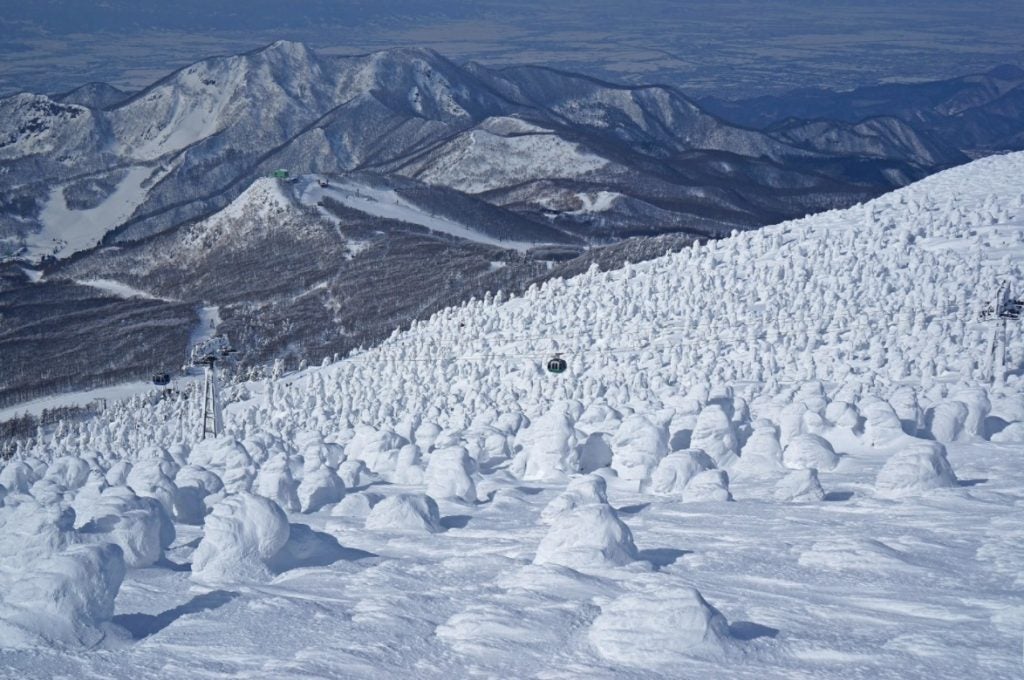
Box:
[2,153,1024,678]
[32,166,164,262]
[72,279,166,301]
[298,176,537,251]
[0,381,160,422]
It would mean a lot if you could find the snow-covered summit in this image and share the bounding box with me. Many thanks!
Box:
[110,41,332,162]
[203,176,293,227]
[0,94,103,160]
[175,177,296,252]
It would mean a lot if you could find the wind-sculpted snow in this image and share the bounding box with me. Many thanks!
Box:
[74,486,174,568]
[534,502,639,569]
[0,497,126,648]
[774,468,827,502]
[782,433,839,471]
[364,493,443,534]
[874,441,959,498]
[681,469,734,503]
[2,154,1024,676]
[650,449,716,495]
[589,586,736,665]
[190,492,290,584]
[297,465,345,513]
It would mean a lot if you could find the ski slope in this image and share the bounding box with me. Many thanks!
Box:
[30,166,162,262]
[72,278,167,301]
[2,153,1024,678]
[297,176,537,251]
[0,381,157,422]
[0,302,214,423]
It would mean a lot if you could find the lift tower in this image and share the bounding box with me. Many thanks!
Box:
[979,281,1023,386]
[190,335,236,439]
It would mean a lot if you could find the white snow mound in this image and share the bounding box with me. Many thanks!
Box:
[534,503,638,569]
[682,469,733,503]
[875,441,959,498]
[191,492,290,584]
[296,465,346,513]
[539,473,609,524]
[425,446,478,503]
[364,493,442,533]
[75,486,174,567]
[511,410,581,482]
[650,449,716,496]
[782,433,839,471]
[774,468,826,502]
[589,587,734,664]
[610,415,669,490]
[0,498,126,648]
[689,405,739,467]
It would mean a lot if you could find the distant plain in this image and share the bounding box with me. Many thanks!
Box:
[2,0,1023,97]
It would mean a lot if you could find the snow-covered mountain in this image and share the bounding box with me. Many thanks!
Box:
[0,172,584,410]
[1,41,968,263]
[1,153,1022,677]
[1,41,987,411]
[701,63,1024,156]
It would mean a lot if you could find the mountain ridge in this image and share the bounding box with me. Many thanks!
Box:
[1,40,970,264]
[699,64,1024,156]
[0,41,998,413]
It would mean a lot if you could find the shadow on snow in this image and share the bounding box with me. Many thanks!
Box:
[729,621,780,641]
[113,590,239,640]
[267,523,378,574]
[637,547,692,568]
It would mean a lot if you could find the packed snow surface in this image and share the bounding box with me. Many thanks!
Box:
[31,166,165,262]
[0,381,161,422]
[298,176,536,251]
[71,278,168,301]
[3,153,1024,677]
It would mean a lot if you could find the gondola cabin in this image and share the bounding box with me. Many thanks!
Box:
[546,355,567,374]
[151,373,171,386]
[272,169,290,179]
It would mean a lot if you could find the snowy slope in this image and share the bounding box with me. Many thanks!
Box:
[110,41,333,163]
[32,166,166,260]
[401,124,609,194]
[2,153,1024,677]
[3,41,967,266]
[298,176,539,251]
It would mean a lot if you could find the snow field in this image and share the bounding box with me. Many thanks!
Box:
[298,176,537,251]
[32,165,168,262]
[1,153,1024,677]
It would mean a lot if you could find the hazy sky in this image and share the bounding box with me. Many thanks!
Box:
[2,0,1022,98]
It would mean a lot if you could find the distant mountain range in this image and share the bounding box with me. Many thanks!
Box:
[1,42,1019,414]
[700,64,1024,157]
[1,41,978,264]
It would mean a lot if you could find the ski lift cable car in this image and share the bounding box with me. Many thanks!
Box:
[546,353,567,374]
